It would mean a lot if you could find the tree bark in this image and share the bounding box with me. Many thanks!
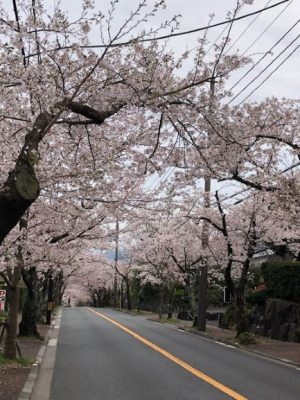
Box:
[0,112,53,245]
[19,267,40,337]
[158,285,164,319]
[167,303,173,319]
[0,101,123,245]
[197,263,208,331]
[46,273,53,325]
[235,257,253,335]
[53,270,64,306]
[125,278,132,310]
[235,287,249,335]
[4,248,22,359]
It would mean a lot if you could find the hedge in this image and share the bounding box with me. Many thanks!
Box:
[261,261,300,302]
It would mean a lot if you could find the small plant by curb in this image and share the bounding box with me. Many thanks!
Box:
[238,332,257,345]
[0,352,35,367]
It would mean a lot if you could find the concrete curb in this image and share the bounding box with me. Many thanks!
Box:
[186,327,300,368]
[181,327,300,369]
[147,318,300,369]
[18,310,62,400]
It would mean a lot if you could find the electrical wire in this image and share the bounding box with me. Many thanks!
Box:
[240,0,295,57]
[224,0,272,55]
[238,43,300,104]
[26,0,290,59]
[228,18,300,97]
[88,0,290,47]
[229,33,300,104]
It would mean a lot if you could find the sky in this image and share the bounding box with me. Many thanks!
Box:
[53,0,300,103]
[2,0,299,101]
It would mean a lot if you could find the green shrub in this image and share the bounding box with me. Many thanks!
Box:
[295,327,300,343]
[247,290,268,306]
[223,305,236,328]
[0,353,5,365]
[261,261,300,302]
[238,332,256,345]
[207,286,224,307]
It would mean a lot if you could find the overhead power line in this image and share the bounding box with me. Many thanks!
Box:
[229,32,300,104]
[238,43,300,104]
[88,0,289,47]
[26,0,290,58]
[224,0,272,55]
[240,0,295,57]
[228,18,300,98]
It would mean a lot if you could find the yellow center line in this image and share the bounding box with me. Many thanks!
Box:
[86,307,248,400]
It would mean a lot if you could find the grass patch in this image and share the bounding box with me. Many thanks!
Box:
[0,352,6,365]
[237,332,257,345]
[18,335,45,341]
[16,357,35,366]
[0,352,35,367]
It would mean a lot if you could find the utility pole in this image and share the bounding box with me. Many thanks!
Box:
[113,219,119,309]
[197,77,215,331]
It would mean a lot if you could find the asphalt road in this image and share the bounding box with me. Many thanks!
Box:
[51,308,300,400]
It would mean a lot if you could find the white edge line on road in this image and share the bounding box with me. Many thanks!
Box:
[216,342,236,349]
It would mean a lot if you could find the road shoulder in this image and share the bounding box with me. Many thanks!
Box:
[19,309,62,400]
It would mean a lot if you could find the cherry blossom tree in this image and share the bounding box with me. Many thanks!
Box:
[1,0,298,352]
[126,205,207,319]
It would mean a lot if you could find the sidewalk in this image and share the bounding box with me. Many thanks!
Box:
[0,323,49,400]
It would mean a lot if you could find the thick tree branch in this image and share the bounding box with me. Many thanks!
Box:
[255,133,300,159]
[215,191,235,297]
[0,98,123,244]
[65,101,125,124]
[0,111,54,244]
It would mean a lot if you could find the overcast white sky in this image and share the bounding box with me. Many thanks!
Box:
[54,0,300,103]
[2,0,299,102]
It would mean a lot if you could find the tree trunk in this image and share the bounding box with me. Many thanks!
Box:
[120,281,124,310]
[197,263,207,331]
[224,259,235,301]
[59,283,66,306]
[4,252,22,359]
[235,287,249,335]
[125,279,132,310]
[19,268,40,337]
[46,273,53,325]
[53,270,64,307]
[167,285,175,319]
[37,273,49,323]
[158,285,164,319]
[235,261,251,335]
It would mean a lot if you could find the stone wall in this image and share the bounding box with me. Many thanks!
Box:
[252,298,300,342]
